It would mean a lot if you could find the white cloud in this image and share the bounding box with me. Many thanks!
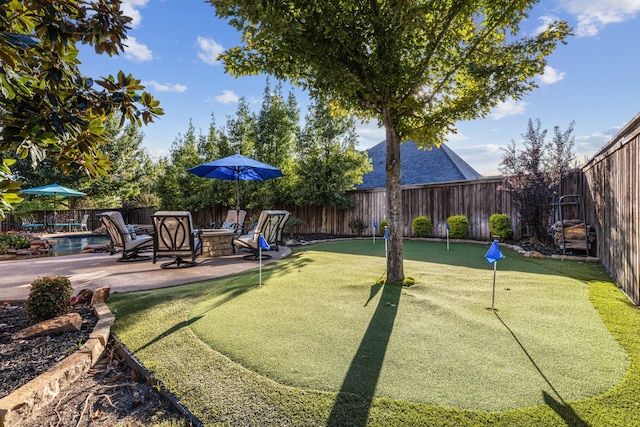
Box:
[575,128,618,152]
[444,131,470,142]
[453,144,504,176]
[214,90,240,104]
[123,36,153,62]
[535,15,558,35]
[488,99,527,120]
[147,147,169,161]
[538,65,566,85]
[120,0,149,28]
[142,81,187,93]
[560,0,640,36]
[197,37,224,65]
[355,120,385,149]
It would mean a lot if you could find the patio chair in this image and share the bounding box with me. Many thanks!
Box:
[53,213,71,232]
[151,211,202,268]
[19,215,45,233]
[211,209,247,234]
[98,211,153,262]
[233,210,290,260]
[70,214,89,232]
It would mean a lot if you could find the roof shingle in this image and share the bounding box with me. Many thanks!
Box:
[357,140,483,189]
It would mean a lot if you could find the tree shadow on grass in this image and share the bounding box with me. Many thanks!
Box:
[496,313,589,427]
[134,315,203,353]
[131,279,261,353]
[327,284,402,426]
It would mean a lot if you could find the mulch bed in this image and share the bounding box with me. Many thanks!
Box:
[0,303,97,397]
[1,303,191,426]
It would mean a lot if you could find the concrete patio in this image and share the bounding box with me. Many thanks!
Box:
[1,247,291,301]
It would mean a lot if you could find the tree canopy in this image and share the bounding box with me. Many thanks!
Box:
[293,97,371,232]
[0,0,163,216]
[210,0,570,282]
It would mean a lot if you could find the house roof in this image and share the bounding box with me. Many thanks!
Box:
[356,140,483,189]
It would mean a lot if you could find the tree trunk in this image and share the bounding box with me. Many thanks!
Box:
[321,205,327,234]
[385,126,404,283]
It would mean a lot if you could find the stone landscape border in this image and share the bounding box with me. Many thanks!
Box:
[0,303,114,427]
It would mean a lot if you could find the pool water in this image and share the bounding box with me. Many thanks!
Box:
[47,235,110,257]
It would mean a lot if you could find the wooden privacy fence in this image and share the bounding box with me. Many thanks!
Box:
[580,113,640,305]
[279,177,520,240]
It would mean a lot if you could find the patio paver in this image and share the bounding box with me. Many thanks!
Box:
[1,247,290,301]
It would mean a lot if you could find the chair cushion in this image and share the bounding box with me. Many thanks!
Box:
[126,224,137,240]
[123,234,153,251]
[221,222,239,231]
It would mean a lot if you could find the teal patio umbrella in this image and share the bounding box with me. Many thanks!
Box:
[21,184,86,214]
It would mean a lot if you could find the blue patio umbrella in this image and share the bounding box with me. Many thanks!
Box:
[21,184,86,214]
[187,154,284,224]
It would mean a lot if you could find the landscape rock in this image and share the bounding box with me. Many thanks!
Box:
[71,289,93,306]
[81,244,109,253]
[10,312,82,340]
[529,251,547,259]
[90,287,111,305]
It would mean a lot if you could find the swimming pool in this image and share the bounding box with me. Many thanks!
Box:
[47,235,110,257]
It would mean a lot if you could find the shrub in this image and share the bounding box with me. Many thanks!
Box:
[285,217,303,231]
[490,214,513,241]
[447,215,469,239]
[499,118,575,243]
[412,216,432,237]
[25,276,73,322]
[378,219,388,235]
[0,231,33,250]
[348,218,366,236]
[285,217,303,229]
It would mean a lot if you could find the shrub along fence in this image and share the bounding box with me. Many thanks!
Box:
[279,177,519,240]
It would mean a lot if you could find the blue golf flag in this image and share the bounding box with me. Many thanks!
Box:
[383,228,389,240]
[259,235,270,250]
[485,240,505,264]
[373,220,377,229]
[446,222,451,231]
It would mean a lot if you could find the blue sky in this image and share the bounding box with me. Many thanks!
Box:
[77,0,640,176]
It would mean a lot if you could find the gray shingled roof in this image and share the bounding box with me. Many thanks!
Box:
[356,140,483,189]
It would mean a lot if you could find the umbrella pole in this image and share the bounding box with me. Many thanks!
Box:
[236,177,241,227]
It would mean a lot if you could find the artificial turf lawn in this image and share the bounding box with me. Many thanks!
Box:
[108,240,639,426]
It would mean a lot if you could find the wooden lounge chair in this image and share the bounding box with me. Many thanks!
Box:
[233,210,290,260]
[151,211,202,268]
[98,211,153,261]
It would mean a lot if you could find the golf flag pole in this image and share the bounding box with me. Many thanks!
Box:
[373,220,377,244]
[383,227,389,260]
[484,240,505,311]
[258,234,270,285]
[491,261,497,310]
[446,222,450,251]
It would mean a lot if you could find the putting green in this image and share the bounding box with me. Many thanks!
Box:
[188,240,627,411]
